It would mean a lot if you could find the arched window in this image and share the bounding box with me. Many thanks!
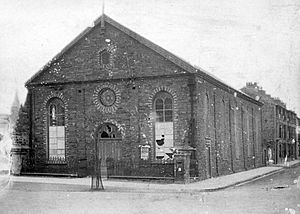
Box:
[153,91,174,159]
[99,49,111,66]
[47,98,65,162]
[155,97,173,122]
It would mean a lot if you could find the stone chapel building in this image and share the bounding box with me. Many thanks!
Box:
[23,15,263,180]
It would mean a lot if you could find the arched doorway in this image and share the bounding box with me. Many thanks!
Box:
[97,123,122,168]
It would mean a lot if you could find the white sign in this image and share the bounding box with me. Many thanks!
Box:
[140,145,150,160]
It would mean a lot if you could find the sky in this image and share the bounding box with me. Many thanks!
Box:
[0,0,299,116]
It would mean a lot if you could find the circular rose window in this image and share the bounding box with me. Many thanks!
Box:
[93,84,121,114]
[99,88,116,107]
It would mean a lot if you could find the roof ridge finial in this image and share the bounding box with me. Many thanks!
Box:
[101,0,105,28]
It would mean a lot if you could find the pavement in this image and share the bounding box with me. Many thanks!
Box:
[2,160,300,193]
[275,159,300,168]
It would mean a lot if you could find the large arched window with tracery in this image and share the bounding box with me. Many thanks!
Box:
[153,91,174,159]
[47,98,65,162]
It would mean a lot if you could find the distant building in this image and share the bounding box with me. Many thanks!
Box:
[0,114,10,158]
[10,92,20,129]
[0,114,10,137]
[0,92,20,134]
[0,92,20,157]
[241,82,298,164]
[22,15,263,179]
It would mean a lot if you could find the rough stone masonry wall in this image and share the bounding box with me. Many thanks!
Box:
[32,22,187,85]
[26,20,193,174]
[195,77,263,180]
[28,74,192,174]
[26,19,263,177]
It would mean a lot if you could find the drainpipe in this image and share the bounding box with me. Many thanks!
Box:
[137,83,141,146]
[241,107,246,170]
[213,92,218,176]
[29,88,36,168]
[274,105,277,164]
[28,89,33,154]
[83,87,87,174]
[229,101,234,172]
[187,75,196,148]
[252,108,255,167]
[260,107,264,165]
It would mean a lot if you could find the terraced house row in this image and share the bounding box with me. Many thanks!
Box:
[241,82,299,165]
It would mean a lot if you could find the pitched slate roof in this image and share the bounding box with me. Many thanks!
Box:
[25,14,262,106]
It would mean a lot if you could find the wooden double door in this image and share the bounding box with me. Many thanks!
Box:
[97,123,122,167]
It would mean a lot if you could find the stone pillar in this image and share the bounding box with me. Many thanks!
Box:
[10,145,29,175]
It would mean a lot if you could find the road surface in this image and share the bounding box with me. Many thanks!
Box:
[0,166,299,214]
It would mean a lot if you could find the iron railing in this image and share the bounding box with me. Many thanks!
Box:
[47,156,66,164]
